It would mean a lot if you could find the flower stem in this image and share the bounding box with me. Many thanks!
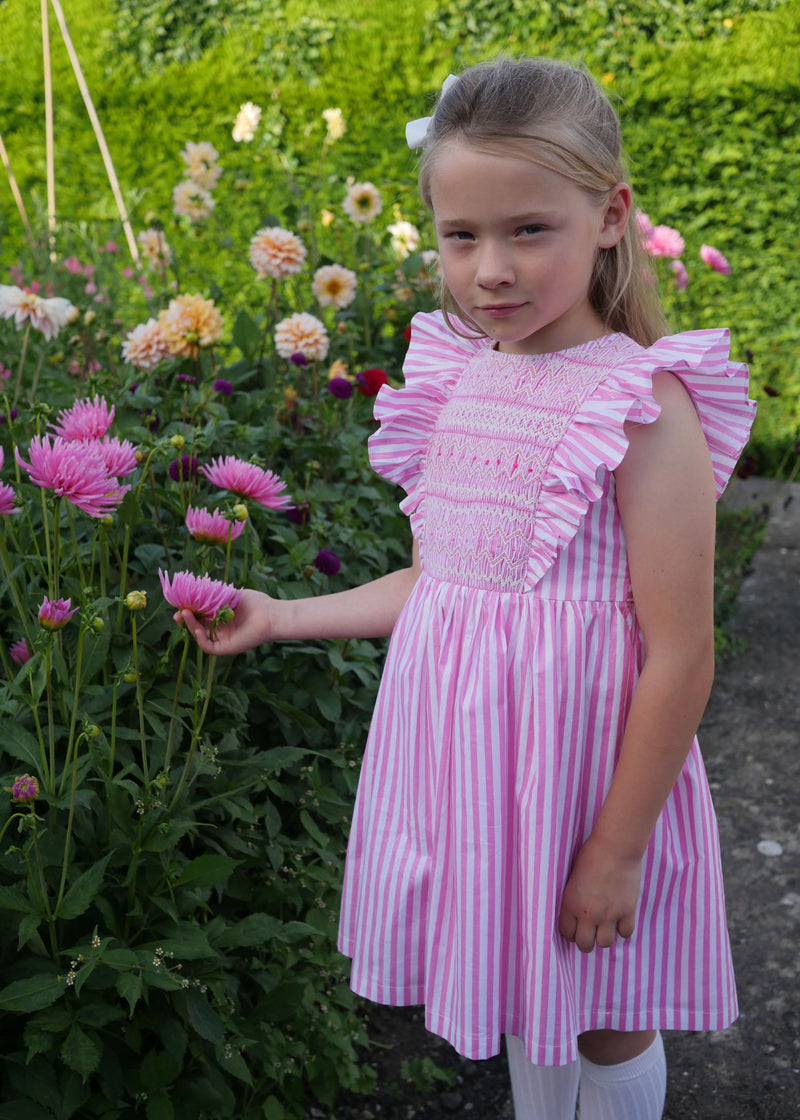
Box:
[170,650,216,808]
[163,633,190,775]
[130,613,149,788]
[0,531,34,647]
[59,622,86,798]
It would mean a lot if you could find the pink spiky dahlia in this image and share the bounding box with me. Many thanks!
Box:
[201,455,291,510]
[185,506,245,544]
[16,435,129,518]
[38,596,78,630]
[159,570,242,620]
[51,395,115,440]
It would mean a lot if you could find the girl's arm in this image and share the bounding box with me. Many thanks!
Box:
[558,372,717,953]
[176,540,421,655]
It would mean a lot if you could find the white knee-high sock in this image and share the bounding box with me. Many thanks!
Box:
[578,1031,667,1120]
[506,1035,580,1120]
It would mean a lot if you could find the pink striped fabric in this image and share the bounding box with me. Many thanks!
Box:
[337,312,756,1065]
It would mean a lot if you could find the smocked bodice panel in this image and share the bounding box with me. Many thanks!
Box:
[421,343,623,593]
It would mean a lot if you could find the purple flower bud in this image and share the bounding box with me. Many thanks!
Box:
[214,379,234,396]
[168,455,200,482]
[313,548,341,576]
[327,377,354,399]
[286,501,311,525]
[290,352,309,367]
[11,774,39,802]
[177,373,196,384]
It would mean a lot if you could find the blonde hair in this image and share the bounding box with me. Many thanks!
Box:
[418,57,668,347]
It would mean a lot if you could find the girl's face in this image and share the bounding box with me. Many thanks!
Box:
[429,140,630,355]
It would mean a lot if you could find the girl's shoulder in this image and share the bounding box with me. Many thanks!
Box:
[605,329,757,498]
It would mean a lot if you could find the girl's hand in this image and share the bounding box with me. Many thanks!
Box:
[557,834,643,953]
[174,588,276,657]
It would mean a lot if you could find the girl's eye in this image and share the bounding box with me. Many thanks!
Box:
[519,224,545,236]
[449,231,474,241]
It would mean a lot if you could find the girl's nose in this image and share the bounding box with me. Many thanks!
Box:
[475,244,514,288]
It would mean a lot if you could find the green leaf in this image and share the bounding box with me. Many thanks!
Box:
[17,912,42,951]
[57,852,113,920]
[175,853,240,888]
[116,970,142,1015]
[0,972,63,1012]
[263,1097,285,1120]
[233,309,261,359]
[299,809,328,848]
[0,723,44,771]
[315,689,341,722]
[117,489,143,527]
[219,1045,253,1086]
[215,912,282,948]
[146,1093,174,1120]
[60,1024,101,1082]
[0,1103,54,1120]
[185,989,224,1045]
[0,885,37,914]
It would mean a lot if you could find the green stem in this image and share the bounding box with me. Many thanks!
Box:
[0,532,35,649]
[163,634,190,775]
[54,731,85,917]
[59,624,86,798]
[65,503,86,592]
[30,697,51,791]
[45,643,56,797]
[130,613,149,788]
[170,650,216,808]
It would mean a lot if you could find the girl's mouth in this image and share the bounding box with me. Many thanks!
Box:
[479,303,525,318]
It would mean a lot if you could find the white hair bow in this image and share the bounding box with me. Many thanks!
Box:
[405,74,459,150]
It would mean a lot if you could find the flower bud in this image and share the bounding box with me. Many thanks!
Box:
[84,309,96,325]
[86,724,100,740]
[91,617,105,633]
[123,669,137,683]
[125,590,148,611]
[216,607,235,625]
[10,774,39,802]
[232,503,248,522]
[169,433,186,450]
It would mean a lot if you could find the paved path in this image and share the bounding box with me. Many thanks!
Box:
[662,478,800,1119]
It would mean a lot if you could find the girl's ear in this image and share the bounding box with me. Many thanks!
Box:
[598,183,632,249]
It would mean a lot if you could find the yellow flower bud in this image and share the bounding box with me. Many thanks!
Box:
[125,590,148,611]
[84,310,96,325]
[169,434,186,450]
[91,617,105,633]
[233,503,249,522]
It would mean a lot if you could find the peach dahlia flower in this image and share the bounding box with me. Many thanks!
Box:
[274,312,329,362]
[249,227,307,280]
[312,264,357,309]
[342,182,382,224]
[158,294,224,359]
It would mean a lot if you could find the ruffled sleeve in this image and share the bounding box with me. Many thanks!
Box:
[368,310,485,537]
[527,329,756,587]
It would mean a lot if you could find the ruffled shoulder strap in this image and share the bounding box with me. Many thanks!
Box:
[527,329,756,587]
[368,310,485,536]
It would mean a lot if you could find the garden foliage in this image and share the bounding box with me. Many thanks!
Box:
[0,2,795,1117]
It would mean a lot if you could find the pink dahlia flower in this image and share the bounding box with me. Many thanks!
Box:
[700,244,731,274]
[51,395,115,440]
[0,481,18,515]
[201,455,291,510]
[643,224,685,259]
[9,638,30,665]
[11,773,39,802]
[185,506,245,544]
[159,569,242,620]
[17,435,129,518]
[670,260,689,291]
[91,437,139,478]
[38,596,78,630]
[249,226,307,280]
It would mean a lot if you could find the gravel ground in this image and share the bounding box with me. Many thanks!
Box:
[329,478,800,1120]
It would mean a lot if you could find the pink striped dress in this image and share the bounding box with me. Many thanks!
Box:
[337,311,756,1066]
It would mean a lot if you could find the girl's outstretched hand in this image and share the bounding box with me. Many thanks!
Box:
[174,588,276,657]
[557,833,643,953]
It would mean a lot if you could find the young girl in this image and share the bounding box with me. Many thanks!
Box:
[178,57,756,1120]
